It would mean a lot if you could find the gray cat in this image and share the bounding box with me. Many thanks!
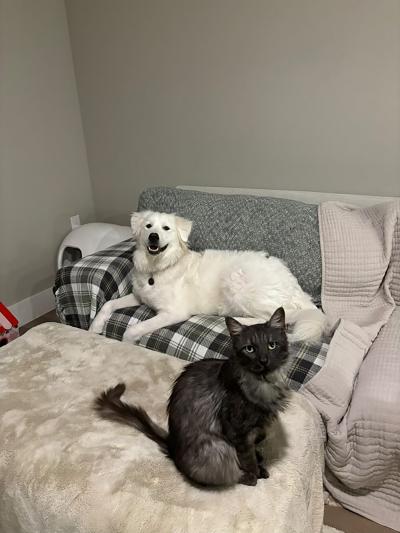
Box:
[95,307,289,487]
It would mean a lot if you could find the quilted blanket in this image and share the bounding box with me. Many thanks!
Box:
[301,200,400,531]
[0,323,325,533]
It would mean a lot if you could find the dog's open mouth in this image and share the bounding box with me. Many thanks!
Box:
[147,244,169,255]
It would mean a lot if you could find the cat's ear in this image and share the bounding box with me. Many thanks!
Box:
[268,307,285,329]
[225,317,244,336]
[175,215,193,243]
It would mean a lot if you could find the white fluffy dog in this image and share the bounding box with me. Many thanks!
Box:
[90,210,327,344]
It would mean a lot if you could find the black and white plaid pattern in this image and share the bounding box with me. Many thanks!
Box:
[54,242,329,391]
[105,308,329,391]
[54,239,134,330]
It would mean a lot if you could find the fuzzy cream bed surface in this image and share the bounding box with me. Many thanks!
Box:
[0,323,325,533]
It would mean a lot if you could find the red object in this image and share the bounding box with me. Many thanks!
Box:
[0,303,18,328]
[0,302,19,340]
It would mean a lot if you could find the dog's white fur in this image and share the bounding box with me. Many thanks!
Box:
[90,210,327,344]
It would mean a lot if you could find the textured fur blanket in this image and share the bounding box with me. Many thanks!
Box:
[0,323,325,533]
[301,200,400,531]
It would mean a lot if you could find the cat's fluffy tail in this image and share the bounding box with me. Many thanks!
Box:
[285,307,328,344]
[94,383,169,455]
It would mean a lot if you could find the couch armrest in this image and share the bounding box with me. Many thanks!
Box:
[349,307,400,423]
[54,239,134,329]
[345,307,400,485]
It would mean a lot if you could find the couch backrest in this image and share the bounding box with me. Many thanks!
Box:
[138,186,321,303]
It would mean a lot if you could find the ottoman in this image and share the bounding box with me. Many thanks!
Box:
[0,324,325,533]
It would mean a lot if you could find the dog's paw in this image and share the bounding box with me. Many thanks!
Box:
[122,329,140,344]
[89,303,114,334]
[89,316,106,334]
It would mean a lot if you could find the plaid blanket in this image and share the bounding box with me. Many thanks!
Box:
[54,241,329,391]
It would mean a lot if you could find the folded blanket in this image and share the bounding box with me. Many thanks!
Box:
[301,200,400,531]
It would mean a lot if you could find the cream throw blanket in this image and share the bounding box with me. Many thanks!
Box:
[0,323,325,533]
[301,200,400,531]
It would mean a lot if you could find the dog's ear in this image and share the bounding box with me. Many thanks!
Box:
[175,216,193,243]
[225,317,244,337]
[130,212,144,238]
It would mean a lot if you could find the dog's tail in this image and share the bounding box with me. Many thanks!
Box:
[94,383,169,455]
[285,307,328,344]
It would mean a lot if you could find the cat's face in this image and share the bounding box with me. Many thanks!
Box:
[225,308,288,377]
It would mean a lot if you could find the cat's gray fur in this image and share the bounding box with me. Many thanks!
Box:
[95,307,289,487]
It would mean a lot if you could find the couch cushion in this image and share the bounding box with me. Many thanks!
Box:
[138,186,321,302]
[106,306,329,391]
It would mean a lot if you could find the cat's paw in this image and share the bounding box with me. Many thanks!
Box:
[239,472,258,486]
[257,465,269,479]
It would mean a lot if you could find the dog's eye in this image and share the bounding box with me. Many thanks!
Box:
[163,226,170,231]
[146,223,152,229]
[244,345,255,353]
[268,341,277,350]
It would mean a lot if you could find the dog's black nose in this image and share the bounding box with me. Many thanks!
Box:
[149,232,159,243]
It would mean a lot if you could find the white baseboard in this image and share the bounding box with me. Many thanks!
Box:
[8,288,55,327]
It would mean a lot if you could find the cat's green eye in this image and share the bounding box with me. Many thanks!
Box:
[244,345,255,353]
[268,341,278,350]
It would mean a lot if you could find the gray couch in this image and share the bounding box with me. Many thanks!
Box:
[54,186,400,531]
[54,186,330,393]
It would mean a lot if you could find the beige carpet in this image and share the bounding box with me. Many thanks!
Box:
[324,526,345,533]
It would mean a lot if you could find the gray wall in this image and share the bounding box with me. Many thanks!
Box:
[66,0,400,225]
[0,0,95,305]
